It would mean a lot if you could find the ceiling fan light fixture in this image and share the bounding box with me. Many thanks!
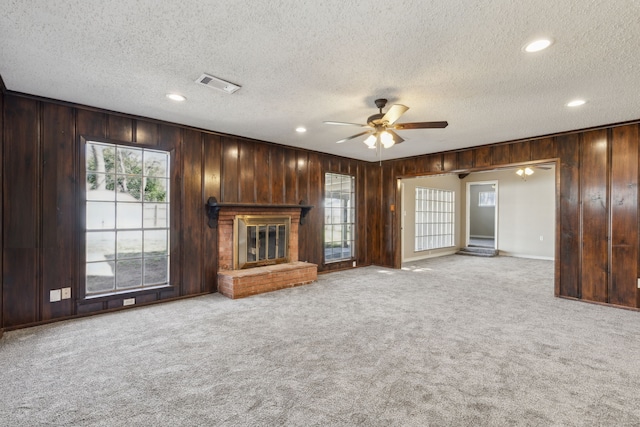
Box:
[516,167,534,177]
[364,134,377,148]
[380,131,395,148]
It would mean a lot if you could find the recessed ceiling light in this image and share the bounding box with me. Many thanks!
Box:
[166,93,186,102]
[566,99,586,107]
[523,38,553,53]
[296,127,307,133]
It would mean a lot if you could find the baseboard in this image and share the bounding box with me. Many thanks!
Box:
[402,249,458,263]
[501,252,554,261]
[470,235,494,239]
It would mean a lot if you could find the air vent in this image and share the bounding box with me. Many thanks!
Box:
[195,73,241,94]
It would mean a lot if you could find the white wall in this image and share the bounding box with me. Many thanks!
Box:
[462,166,556,259]
[401,165,556,262]
[401,174,462,262]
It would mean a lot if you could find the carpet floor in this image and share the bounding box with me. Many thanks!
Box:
[1,255,640,426]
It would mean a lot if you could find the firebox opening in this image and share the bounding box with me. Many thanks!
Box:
[234,215,291,269]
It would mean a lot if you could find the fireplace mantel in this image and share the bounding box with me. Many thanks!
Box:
[206,197,313,228]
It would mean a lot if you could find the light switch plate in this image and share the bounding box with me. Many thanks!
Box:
[50,289,61,302]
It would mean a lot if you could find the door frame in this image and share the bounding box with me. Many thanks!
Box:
[465,180,499,249]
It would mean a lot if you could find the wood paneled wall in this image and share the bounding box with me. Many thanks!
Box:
[372,126,640,309]
[1,93,371,329]
[2,90,640,330]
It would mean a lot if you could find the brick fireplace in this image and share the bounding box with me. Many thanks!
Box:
[209,200,317,299]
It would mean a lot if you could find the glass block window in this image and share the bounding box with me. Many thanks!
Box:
[415,187,454,251]
[324,173,355,262]
[85,141,170,296]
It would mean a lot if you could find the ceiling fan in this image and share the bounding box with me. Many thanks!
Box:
[324,98,448,149]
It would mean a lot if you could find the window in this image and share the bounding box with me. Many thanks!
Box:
[85,141,170,296]
[415,187,454,251]
[479,191,496,207]
[324,173,355,262]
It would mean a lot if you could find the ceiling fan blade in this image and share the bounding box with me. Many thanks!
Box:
[323,121,368,127]
[387,130,405,144]
[381,104,409,125]
[393,121,448,130]
[336,130,373,144]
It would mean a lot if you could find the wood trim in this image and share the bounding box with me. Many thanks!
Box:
[0,89,3,328]
[394,177,402,269]
[554,159,561,298]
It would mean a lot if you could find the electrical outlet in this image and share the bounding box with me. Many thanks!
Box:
[540,235,544,241]
[123,298,135,306]
[61,287,71,299]
[637,278,640,289]
[50,289,61,302]
[352,261,356,267]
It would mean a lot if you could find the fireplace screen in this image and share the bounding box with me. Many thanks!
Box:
[234,215,290,269]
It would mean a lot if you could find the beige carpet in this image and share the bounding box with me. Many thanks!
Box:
[1,255,640,426]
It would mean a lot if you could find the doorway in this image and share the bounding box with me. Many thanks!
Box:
[466,181,498,249]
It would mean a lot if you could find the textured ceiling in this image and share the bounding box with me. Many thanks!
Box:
[1,1,639,161]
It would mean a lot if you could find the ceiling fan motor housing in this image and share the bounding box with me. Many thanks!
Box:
[367,113,386,126]
[369,99,389,126]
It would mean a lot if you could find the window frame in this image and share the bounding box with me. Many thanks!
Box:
[478,191,496,207]
[79,136,173,300]
[323,172,356,264]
